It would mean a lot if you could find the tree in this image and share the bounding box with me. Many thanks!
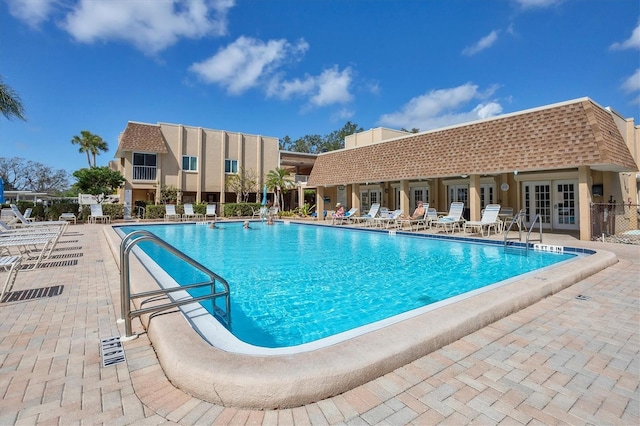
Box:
[159,185,179,204]
[72,167,124,203]
[225,167,257,202]
[0,157,68,192]
[71,130,109,168]
[321,121,363,152]
[400,127,420,133]
[0,75,26,122]
[280,121,364,154]
[266,167,295,209]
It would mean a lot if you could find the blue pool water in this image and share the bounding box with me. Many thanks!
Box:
[119,222,576,348]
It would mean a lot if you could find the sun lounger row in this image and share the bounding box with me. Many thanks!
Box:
[164,204,217,222]
[328,202,507,237]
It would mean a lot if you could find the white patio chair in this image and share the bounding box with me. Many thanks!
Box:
[464,204,502,236]
[432,202,465,233]
[164,204,181,222]
[182,203,203,221]
[205,204,217,221]
[89,204,111,224]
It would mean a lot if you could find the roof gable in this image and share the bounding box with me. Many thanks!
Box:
[116,122,168,157]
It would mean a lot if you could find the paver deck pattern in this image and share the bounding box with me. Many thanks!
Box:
[0,222,638,425]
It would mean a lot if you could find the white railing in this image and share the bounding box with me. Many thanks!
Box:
[133,166,157,181]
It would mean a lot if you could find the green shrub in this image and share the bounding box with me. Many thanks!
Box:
[145,204,166,220]
[223,203,261,217]
[48,203,80,221]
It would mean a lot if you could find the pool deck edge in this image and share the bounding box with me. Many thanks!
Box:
[103,225,620,409]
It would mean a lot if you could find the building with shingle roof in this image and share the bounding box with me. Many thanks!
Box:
[113,121,280,210]
[307,98,638,240]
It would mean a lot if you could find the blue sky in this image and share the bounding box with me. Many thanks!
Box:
[1,0,639,175]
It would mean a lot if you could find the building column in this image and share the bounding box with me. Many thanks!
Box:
[432,178,440,211]
[219,131,227,208]
[197,127,203,203]
[469,174,481,221]
[316,187,325,221]
[177,125,184,203]
[628,172,638,229]
[578,165,592,241]
[351,183,360,214]
[400,180,409,215]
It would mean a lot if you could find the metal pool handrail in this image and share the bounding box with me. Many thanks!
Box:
[503,210,543,254]
[118,230,231,340]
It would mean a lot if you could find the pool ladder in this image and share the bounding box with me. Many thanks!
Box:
[118,230,231,340]
[503,209,543,254]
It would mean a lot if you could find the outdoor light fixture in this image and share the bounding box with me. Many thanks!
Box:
[514,170,518,176]
[461,174,468,178]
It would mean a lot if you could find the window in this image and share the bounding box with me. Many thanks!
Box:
[225,159,238,174]
[133,153,156,167]
[182,156,198,172]
[132,153,157,181]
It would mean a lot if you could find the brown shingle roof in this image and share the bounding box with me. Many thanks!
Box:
[115,122,168,157]
[307,99,638,187]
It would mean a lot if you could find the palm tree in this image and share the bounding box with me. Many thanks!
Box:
[0,75,26,122]
[71,130,109,167]
[266,168,295,209]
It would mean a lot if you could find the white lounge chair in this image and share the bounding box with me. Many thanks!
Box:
[397,203,429,231]
[464,204,502,236]
[0,255,22,302]
[8,204,67,227]
[374,209,403,229]
[205,204,217,221]
[23,208,34,222]
[432,202,465,233]
[353,203,380,226]
[423,208,439,230]
[89,204,111,224]
[335,207,358,225]
[164,204,180,222]
[0,222,67,269]
[182,203,203,221]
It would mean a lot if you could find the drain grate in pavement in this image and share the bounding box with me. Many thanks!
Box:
[100,337,126,367]
[53,246,82,252]
[21,259,78,269]
[575,294,591,301]
[1,285,64,303]
[48,252,83,260]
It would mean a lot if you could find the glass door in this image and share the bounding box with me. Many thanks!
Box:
[522,182,551,229]
[360,189,382,214]
[554,180,579,229]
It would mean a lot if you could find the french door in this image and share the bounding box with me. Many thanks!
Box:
[360,189,382,213]
[553,180,578,229]
[522,180,578,230]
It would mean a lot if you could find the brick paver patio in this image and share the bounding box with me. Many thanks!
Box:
[0,223,638,425]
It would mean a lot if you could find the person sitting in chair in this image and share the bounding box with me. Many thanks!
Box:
[333,203,345,217]
[410,201,425,219]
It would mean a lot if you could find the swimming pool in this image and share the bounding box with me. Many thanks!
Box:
[118,221,577,352]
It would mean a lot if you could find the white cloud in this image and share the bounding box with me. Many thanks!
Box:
[610,20,640,51]
[6,0,59,28]
[462,30,500,56]
[8,0,235,54]
[267,66,354,108]
[513,0,563,9]
[190,37,309,94]
[377,83,503,131]
[309,67,354,107]
[622,69,640,94]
